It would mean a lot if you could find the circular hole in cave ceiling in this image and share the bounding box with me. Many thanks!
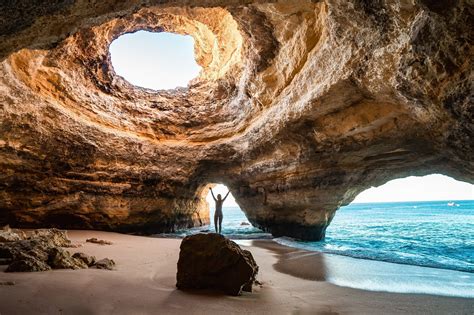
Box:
[109,30,202,90]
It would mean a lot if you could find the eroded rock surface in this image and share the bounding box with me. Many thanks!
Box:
[0,226,24,242]
[0,228,114,272]
[94,258,116,270]
[72,252,97,266]
[176,233,258,295]
[0,1,472,240]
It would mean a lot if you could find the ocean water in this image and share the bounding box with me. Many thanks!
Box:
[174,200,474,273]
[277,200,474,273]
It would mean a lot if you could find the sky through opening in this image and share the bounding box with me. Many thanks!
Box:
[207,175,473,207]
[352,174,473,203]
[109,31,201,90]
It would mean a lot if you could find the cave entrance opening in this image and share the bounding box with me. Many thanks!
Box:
[109,30,201,90]
[304,174,473,274]
[205,184,264,237]
[350,174,473,204]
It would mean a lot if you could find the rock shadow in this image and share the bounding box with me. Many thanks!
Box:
[251,240,328,281]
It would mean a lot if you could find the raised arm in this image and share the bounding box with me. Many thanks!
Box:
[222,190,231,201]
[209,187,217,201]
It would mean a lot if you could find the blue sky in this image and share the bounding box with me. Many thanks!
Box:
[109,32,473,205]
[110,31,201,90]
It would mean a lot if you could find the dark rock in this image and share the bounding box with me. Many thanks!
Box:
[26,247,49,262]
[94,258,115,270]
[5,252,51,272]
[0,258,12,265]
[1,228,115,272]
[2,228,89,272]
[48,248,88,270]
[4,240,49,261]
[86,238,113,245]
[0,281,15,285]
[241,249,258,293]
[0,244,14,259]
[72,252,96,266]
[176,233,258,296]
[2,240,51,272]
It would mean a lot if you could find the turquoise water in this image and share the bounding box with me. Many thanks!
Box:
[176,200,474,273]
[277,200,474,273]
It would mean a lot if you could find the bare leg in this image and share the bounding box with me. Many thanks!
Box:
[214,215,218,233]
[218,215,223,234]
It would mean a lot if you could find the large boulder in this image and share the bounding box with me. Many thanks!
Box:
[176,233,258,296]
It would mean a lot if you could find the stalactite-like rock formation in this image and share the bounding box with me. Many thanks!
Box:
[0,0,472,240]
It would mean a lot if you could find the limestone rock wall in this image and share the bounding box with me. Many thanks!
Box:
[0,0,472,239]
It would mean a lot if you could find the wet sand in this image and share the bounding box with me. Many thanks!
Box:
[251,240,474,298]
[0,230,473,314]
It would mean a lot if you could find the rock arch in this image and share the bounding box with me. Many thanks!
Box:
[0,0,472,240]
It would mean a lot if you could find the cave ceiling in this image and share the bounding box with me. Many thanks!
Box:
[0,0,472,240]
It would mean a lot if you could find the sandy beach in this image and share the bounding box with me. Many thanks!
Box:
[0,230,473,315]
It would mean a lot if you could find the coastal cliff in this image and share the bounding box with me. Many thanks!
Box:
[0,0,472,240]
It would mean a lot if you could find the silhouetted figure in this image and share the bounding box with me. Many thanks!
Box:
[209,187,230,234]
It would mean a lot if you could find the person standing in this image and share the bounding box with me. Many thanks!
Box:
[209,187,230,234]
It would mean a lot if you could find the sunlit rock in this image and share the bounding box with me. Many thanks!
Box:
[0,0,472,240]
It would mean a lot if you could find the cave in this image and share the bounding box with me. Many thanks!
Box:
[0,0,472,241]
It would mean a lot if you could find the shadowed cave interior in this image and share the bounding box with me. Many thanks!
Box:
[0,0,472,241]
[1,2,474,313]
